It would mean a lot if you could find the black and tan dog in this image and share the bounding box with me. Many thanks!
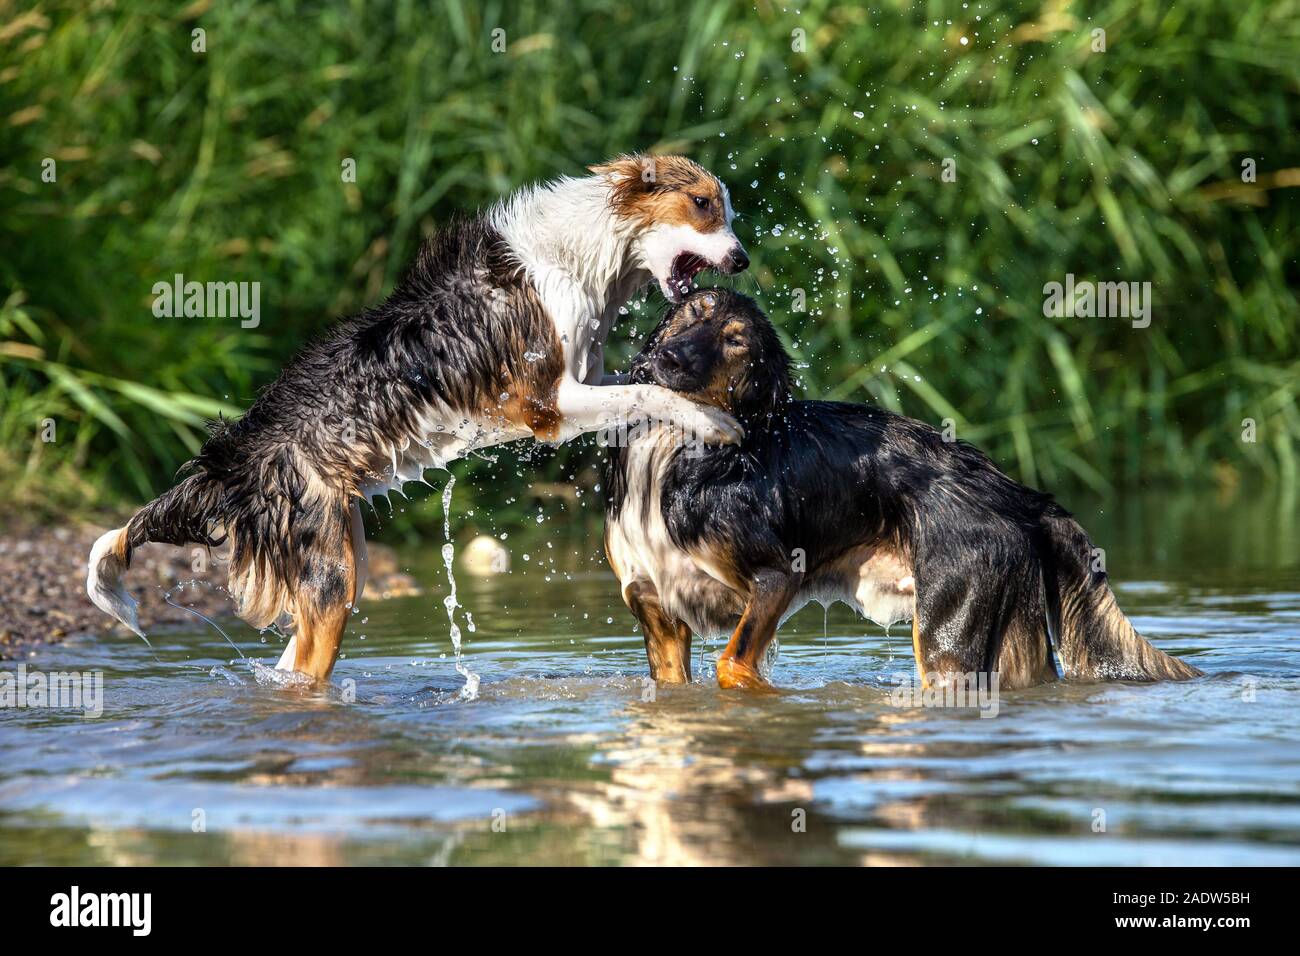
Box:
[603,289,1202,690]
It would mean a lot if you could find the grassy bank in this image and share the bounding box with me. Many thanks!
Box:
[2,0,1297,533]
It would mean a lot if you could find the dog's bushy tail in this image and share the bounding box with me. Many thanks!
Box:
[1040,510,1201,681]
[86,473,225,637]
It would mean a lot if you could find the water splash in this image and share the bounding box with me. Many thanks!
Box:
[208,664,247,686]
[246,659,315,687]
[164,583,314,686]
[441,476,480,700]
[164,589,245,661]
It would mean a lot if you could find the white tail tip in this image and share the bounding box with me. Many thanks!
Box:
[86,527,144,638]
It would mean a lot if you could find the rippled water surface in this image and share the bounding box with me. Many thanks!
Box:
[2,490,1298,865]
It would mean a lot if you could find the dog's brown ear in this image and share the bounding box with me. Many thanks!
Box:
[589,153,652,181]
[591,153,657,212]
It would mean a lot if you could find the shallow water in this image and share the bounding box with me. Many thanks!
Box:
[2,488,1298,866]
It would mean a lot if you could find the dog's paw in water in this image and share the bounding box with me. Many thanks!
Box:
[716,656,775,691]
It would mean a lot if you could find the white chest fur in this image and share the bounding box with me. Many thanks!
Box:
[490,175,648,385]
[605,431,742,637]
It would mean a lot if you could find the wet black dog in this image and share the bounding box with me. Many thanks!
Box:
[603,289,1202,690]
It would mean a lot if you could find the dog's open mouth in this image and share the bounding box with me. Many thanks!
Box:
[662,253,712,301]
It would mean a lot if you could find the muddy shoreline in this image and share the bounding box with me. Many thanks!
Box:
[0,520,417,660]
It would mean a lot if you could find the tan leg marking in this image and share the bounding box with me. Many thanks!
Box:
[623,580,692,684]
[291,598,352,682]
[716,569,801,690]
[289,520,358,682]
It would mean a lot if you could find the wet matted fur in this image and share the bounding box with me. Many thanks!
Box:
[603,289,1203,690]
[88,155,751,680]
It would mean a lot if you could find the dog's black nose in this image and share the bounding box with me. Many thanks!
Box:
[657,346,686,373]
[725,247,750,274]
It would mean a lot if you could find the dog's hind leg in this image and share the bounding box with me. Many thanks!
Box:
[623,580,693,683]
[716,568,801,690]
[290,554,355,681]
[911,549,1055,690]
[909,570,987,689]
[284,502,359,682]
[292,593,351,681]
[275,502,366,675]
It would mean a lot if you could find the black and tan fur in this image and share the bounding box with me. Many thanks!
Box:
[603,290,1203,690]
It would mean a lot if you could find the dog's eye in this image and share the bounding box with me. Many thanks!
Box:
[692,195,710,210]
[725,335,745,348]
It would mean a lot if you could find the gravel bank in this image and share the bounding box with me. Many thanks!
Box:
[0,521,417,660]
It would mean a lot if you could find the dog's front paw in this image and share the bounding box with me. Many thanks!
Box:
[716,655,774,691]
[683,402,744,446]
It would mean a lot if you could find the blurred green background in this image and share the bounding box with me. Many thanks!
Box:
[2,0,1298,538]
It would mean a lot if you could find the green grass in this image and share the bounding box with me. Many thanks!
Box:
[2,0,1298,530]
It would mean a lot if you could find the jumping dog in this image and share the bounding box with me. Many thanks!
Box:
[88,155,749,680]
